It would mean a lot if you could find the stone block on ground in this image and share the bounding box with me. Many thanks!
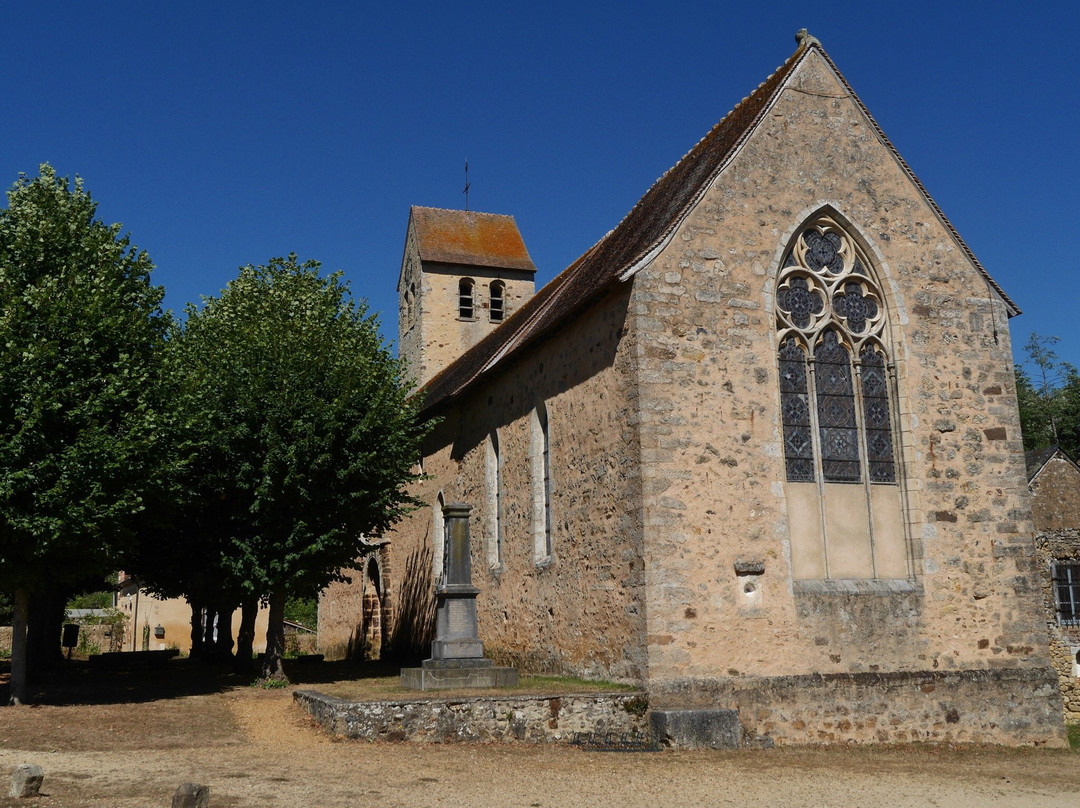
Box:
[650,709,741,749]
[9,764,43,798]
[172,782,210,808]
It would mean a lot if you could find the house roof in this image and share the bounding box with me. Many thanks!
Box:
[1026,445,1080,482]
[410,206,537,273]
[417,33,1017,417]
[1026,446,1060,480]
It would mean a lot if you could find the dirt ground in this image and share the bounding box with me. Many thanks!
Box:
[1,660,1080,808]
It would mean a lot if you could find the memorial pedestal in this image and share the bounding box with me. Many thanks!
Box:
[400,503,519,691]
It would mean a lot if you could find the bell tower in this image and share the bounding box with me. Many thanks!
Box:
[398,206,536,388]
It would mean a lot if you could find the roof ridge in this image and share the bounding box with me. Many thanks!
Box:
[418,41,810,413]
[411,204,519,217]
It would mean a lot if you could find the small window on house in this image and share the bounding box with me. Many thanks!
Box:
[1053,562,1080,625]
[489,281,505,323]
[458,278,475,319]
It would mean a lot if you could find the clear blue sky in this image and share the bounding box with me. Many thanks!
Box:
[4,2,1078,375]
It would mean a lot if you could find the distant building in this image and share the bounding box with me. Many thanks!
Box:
[1026,446,1080,721]
[115,574,269,655]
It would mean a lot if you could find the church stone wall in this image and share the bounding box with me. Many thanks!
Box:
[382,285,648,680]
[625,50,1059,741]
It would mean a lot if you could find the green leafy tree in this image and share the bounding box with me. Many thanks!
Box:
[1015,333,1080,460]
[0,165,170,704]
[169,255,427,679]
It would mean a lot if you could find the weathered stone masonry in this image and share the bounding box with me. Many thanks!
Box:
[321,35,1066,746]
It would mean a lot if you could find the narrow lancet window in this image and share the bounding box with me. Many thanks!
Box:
[489,281,505,323]
[815,330,860,484]
[458,278,475,319]
[860,345,896,483]
[779,338,814,482]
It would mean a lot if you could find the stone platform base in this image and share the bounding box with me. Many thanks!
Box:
[400,659,519,690]
[294,689,650,744]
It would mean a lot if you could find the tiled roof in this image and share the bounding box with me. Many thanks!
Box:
[417,36,1018,417]
[1025,445,1061,480]
[1025,445,1080,482]
[411,206,536,272]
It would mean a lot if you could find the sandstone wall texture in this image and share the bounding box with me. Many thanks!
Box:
[376,284,647,679]
[629,50,1051,698]
[652,667,1064,746]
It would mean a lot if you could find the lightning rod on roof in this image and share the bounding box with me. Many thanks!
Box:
[463,159,471,211]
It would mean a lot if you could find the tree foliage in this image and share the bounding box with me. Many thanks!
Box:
[0,165,170,703]
[1015,333,1080,459]
[164,254,427,678]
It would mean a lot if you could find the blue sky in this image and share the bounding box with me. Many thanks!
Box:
[4,2,1078,374]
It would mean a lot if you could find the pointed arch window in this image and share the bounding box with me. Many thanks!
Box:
[433,492,446,584]
[776,217,908,581]
[485,430,503,569]
[531,401,553,563]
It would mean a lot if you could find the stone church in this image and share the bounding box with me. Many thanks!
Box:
[320,32,1065,745]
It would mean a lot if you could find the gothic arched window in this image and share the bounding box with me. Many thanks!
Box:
[776,217,908,581]
[485,430,503,569]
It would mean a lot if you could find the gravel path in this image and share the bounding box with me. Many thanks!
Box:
[2,680,1080,806]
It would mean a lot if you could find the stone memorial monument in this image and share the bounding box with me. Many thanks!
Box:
[400,503,518,690]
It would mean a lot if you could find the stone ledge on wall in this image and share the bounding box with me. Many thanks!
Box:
[651,666,1067,747]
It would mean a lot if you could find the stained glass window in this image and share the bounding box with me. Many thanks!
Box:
[860,345,896,483]
[780,339,814,482]
[775,217,896,487]
[815,331,860,483]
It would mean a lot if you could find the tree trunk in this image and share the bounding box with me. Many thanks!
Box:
[26,590,65,681]
[9,589,29,705]
[200,604,217,661]
[213,606,235,663]
[186,598,203,661]
[260,590,287,682]
[233,596,258,675]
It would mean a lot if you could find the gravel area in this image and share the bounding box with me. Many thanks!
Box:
[2,662,1079,807]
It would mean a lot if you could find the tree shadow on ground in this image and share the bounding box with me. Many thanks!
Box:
[0,657,403,707]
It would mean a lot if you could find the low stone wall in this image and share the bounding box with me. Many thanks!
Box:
[294,690,651,745]
[652,666,1068,747]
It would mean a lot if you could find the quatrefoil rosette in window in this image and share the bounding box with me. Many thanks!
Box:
[776,220,887,354]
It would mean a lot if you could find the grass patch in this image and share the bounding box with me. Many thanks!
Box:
[1068,722,1080,749]
[319,671,639,702]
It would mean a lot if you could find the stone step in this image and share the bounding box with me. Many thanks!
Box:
[649,709,742,749]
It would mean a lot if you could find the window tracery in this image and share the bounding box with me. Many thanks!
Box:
[775,218,895,486]
[775,216,908,582]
